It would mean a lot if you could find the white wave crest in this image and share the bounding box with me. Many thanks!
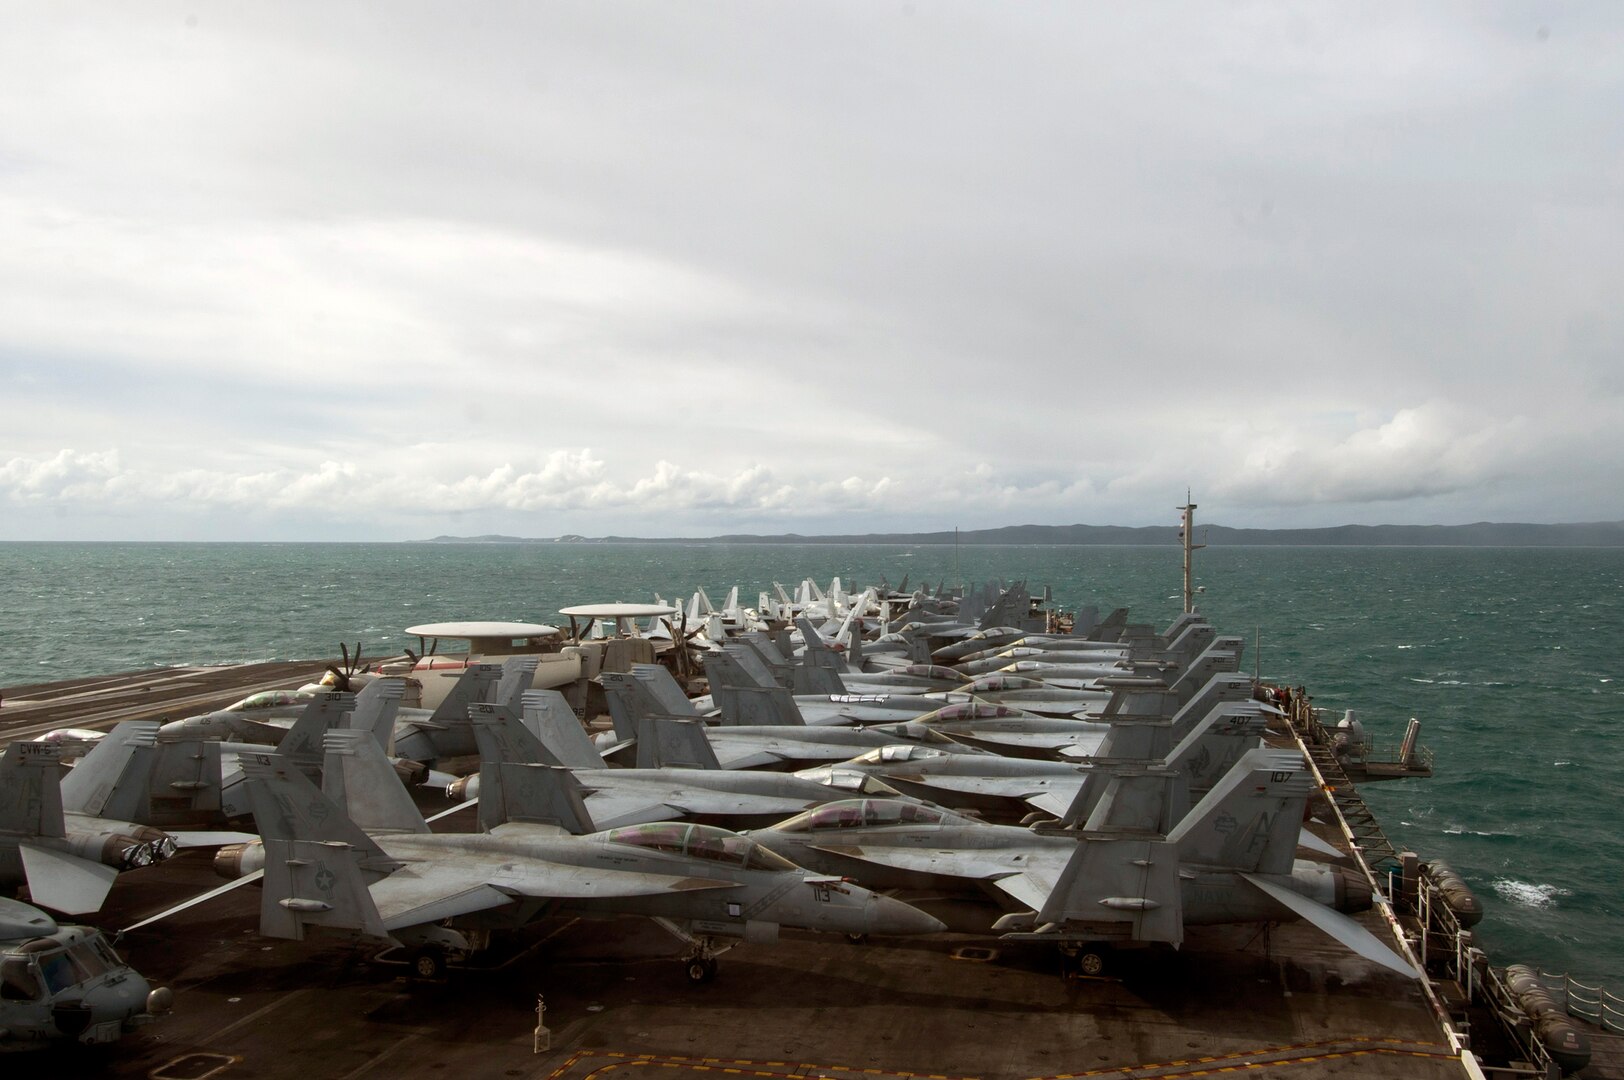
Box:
[1443,826,1519,837]
[1491,879,1571,909]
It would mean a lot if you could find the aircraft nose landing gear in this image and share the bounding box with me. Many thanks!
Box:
[409,945,448,981]
[653,918,733,985]
[1059,943,1110,979]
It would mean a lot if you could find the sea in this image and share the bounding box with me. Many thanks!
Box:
[1,540,1619,987]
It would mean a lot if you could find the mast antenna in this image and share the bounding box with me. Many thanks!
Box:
[1177,490,1205,614]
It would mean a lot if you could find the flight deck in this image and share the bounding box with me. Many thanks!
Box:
[0,660,1477,1079]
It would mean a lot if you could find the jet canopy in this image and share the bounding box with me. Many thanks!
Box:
[773,799,965,833]
[603,822,799,872]
[226,689,318,712]
[851,745,952,765]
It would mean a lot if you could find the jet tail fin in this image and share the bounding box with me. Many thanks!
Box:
[635,717,721,770]
[1158,622,1216,668]
[794,617,850,693]
[1057,765,1186,834]
[274,691,358,767]
[424,663,505,726]
[703,649,766,690]
[706,684,804,727]
[1168,644,1241,701]
[599,671,667,742]
[521,690,605,769]
[722,642,784,688]
[493,657,542,711]
[59,721,160,819]
[0,742,67,838]
[1031,837,1183,946]
[629,663,699,716]
[702,654,805,726]
[239,752,393,866]
[1164,702,1270,792]
[144,738,227,824]
[477,763,595,834]
[1168,748,1313,875]
[321,730,429,835]
[259,837,393,943]
[349,678,406,755]
[468,701,563,767]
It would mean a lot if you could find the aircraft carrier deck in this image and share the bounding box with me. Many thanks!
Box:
[0,660,1573,1079]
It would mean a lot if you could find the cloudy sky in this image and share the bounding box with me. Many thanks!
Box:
[1,3,1618,540]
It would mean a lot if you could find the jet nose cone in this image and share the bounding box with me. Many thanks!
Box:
[869,893,946,936]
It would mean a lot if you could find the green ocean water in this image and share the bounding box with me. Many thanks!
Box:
[1,541,1619,986]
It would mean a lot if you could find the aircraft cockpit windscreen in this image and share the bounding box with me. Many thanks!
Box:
[775,799,953,833]
[881,744,945,763]
[853,745,948,765]
[228,689,316,712]
[605,822,797,871]
[604,822,691,856]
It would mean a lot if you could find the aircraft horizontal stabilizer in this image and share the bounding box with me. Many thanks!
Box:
[481,862,743,901]
[19,843,119,915]
[1296,829,1344,859]
[1239,872,1418,979]
[375,881,517,931]
[988,872,1051,912]
[168,830,261,848]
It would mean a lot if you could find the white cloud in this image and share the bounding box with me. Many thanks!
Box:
[1,5,1622,538]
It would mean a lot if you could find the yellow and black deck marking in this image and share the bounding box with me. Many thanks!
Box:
[545,1051,981,1080]
[543,1037,1454,1080]
[1036,1036,1456,1078]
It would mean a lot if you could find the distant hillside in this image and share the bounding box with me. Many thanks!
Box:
[421,521,1624,546]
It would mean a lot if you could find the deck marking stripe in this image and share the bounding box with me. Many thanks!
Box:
[335,1032,424,1080]
[1022,1046,1460,1079]
[200,986,318,1046]
[562,1055,981,1080]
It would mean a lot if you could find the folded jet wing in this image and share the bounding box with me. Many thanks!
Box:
[364,844,741,932]
[811,841,1068,913]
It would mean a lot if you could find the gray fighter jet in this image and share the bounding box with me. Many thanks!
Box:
[869,703,1110,760]
[156,682,436,822]
[162,657,539,769]
[233,738,943,981]
[597,670,965,769]
[702,652,944,726]
[751,748,1415,978]
[793,744,1092,817]
[0,729,250,914]
[442,705,879,828]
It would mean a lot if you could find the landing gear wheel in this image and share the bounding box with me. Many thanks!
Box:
[685,957,718,983]
[845,933,869,944]
[1076,949,1107,978]
[409,946,447,981]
